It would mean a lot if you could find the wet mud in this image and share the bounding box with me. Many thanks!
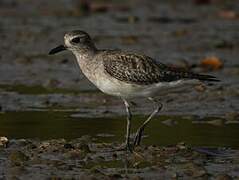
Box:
[1,137,239,179]
[0,0,239,179]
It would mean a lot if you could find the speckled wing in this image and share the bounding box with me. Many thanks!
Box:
[102,51,219,85]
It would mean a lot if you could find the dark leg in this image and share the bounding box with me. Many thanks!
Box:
[123,99,133,152]
[133,98,163,147]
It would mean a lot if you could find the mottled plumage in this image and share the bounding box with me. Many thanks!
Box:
[49,30,219,152]
[102,51,218,85]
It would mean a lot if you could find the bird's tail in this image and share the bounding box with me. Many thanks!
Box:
[192,74,220,82]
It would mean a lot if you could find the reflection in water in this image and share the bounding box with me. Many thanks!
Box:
[0,111,239,148]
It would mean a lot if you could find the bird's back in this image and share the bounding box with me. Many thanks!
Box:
[100,50,219,85]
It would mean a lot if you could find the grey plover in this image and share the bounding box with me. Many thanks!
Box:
[49,30,218,152]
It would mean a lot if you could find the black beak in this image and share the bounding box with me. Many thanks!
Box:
[49,45,66,55]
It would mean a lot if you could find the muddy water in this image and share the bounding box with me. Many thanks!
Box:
[0,111,238,148]
[0,0,239,178]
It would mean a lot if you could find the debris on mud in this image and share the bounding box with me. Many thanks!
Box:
[0,0,239,179]
[200,56,224,71]
[0,137,9,148]
[0,137,239,179]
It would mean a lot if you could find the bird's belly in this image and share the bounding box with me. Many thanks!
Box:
[95,77,199,99]
[94,76,134,97]
[92,73,141,98]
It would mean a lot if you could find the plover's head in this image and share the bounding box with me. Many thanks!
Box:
[49,30,96,55]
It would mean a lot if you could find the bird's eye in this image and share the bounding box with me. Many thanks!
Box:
[71,37,81,43]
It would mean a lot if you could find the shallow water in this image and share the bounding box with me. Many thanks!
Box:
[0,0,239,179]
[1,111,238,148]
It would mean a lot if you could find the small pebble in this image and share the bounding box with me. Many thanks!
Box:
[161,119,178,126]
[9,150,29,166]
[225,121,239,124]
[172,172,178,179]
[177,142,186,150]
[207,119,224,126]
[0,136,9,148]
[215,174,233,180]
[225,112,239,122]
[194,84,206,92]
[64,143,74,149]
